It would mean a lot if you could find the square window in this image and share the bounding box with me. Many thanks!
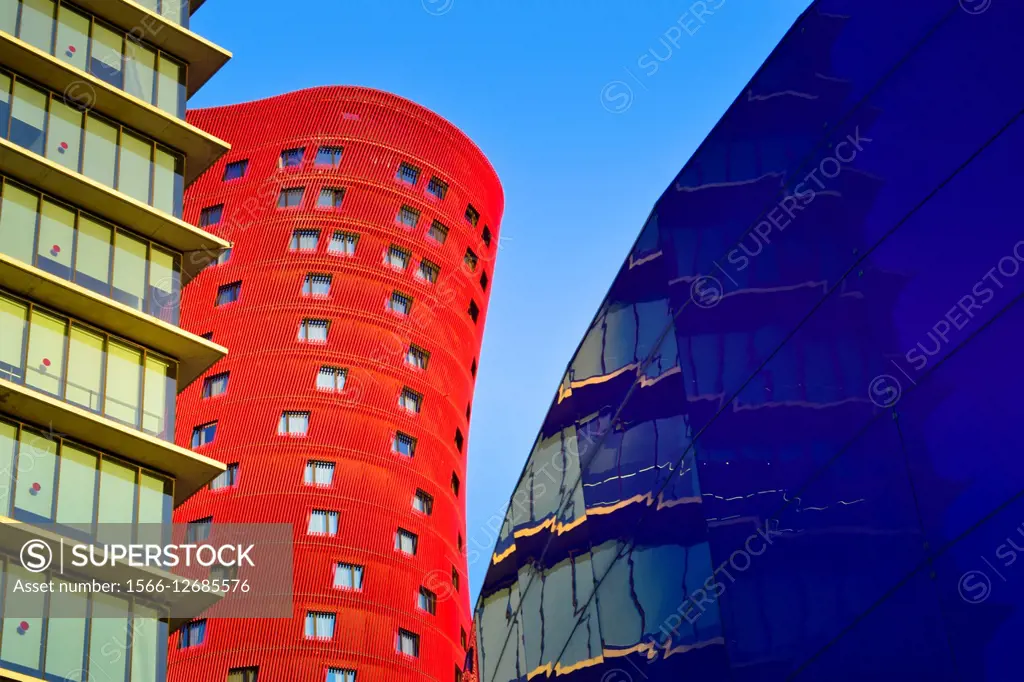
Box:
[480,271,489,291]
[399,388,422,413]
[305,611,335,640]
[227,667,259,682]
[303,273,333,296]
[385,245,411,271]
[388,291,412,316]
[334,563,364,590]
[209,462,239,490]
[216,281,242,306]
[396,205,420,228]
[316,146,344,167]
[179,620,206,649]
[397,629,420,657]
[215,248,232,265]
[191,422,217,448]
[468,300,479,323]
[394,432,416,457]
[279,411,310,435]
[290,229,320,251]
[395,528,418,555]
[280,148,305,168]
[416,259,439,284]
[316,366,347,391]
[418,586,436,614]
[203,372,229,398]
[305,460,335,486]
[406,345,429,370]
[186,517,213,543]
[451,472,460,497]
[464,204,479,226]
[396,162,420,185]
[308,509,339,536]
[463,249,478,272]
[279,187,305,208]
[413,489,433,515]
[427,177,448,200]
[223,160,248,181]
[318,187,345,209]
[327,669,356,682]
[427,220,448,244]
[454,428,464,453]
[329,231,359,255]
[299,319,329,342]
[200,204,223,227]
[482,225,492,247]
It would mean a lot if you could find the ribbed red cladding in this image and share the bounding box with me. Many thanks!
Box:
[169,87,502,681]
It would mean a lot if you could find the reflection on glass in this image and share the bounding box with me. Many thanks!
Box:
[105,341,142,427]
[119,131,153,204]
[156,57,186,118]
[46,98,83,171]
[36,199,74,278]
[90,22,124,88]
[0,2,17,35]
[10,80,47,155]
[125,42,157,103]
[75,214,113,295]
[0,182,38,264]
[113,230,148,310]
[66,326,104,411]
[19,0,55,53]
[82,113,118,187]
[143,355,173,437]
[55,4,90,72]
[25,309,66,396]
[13,427,58,521]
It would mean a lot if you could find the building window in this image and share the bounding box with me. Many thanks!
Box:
[458,534,463,553]
[427,220,448,244]
[223,160,248,181]
[406,345,429,370]
[191,422,217,448]
[305,460,335,486]
[385,245,411,271]
[179,620,206,649]
[416,259,439,284]
[329,231,358,255]
[395,529,418,555]
[279,411,310,436]
[298,319,329,342]
[316,146,344,167]
[186,517,213,543]
[427,177,448,200]
[200,204,224,227]
[327,669,356,682]
[318,187,345,209]
[334,563,364,590]
[396,162,420,185]
[451,565,460,592]
[280,147,305,168]
[480,271,489,291]
[303,273,333,296]
[305,612,335,640]
[308,509,339,536]
[418,586,437,614]
[470,359,477,377]
[456,667,463,682]
[397,205,420,228]
[464,204,479,226]
[468,300,479,323]
[451,472,460,497]
[413,490,433,515]
[482,225,492,247]
[215,248,232,265]
[227,668,259,682]
[466,403,471,420]
[399,388,422,413]
[278,187,305,208]
[290,229,320,251]
[394,432,416,457]
[464,249,478,272]
[202,372,230,398]
[210,462,239,491]
[216,281,242,306]
[201,331,214,340]
[454,428,464,453]
[397,629,420,657]
[317,366,347,392]
[388,291,412,316]
[461,628,467,651]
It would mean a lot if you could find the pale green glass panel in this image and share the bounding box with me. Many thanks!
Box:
[156,56,184,117]
[138,471,169,545]
[118,132,152,204]
[104,341,141,426]
[0,420,17,516]
[130,608,162,682]
[1,566,44,672]
[45,98,83,171]
[44,581,87,680]
[162,0,183,26]
[89,22,123,88]
[55,442,97,531]
[83,115,118,187]
[152,147,180,215]
[14,426,57,520]
[142,355,171,436]
[66,325,104,411]
[10,80,48,156]
[112,230,147,310]
[0,1,18,35]
[25,310,66,397]
[74,214,112,291]
[19,0,56,53]
[89,594,129,682]
[37,199,75,271]
[148,246,178,322]
[97,456,135,526]
[0,182,39,264]
[0,295,28,382]
[55,5,90,71]
[125,42,156,103]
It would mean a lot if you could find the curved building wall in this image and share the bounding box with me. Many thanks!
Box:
[169,87,502,681]
[475,1,1024,681]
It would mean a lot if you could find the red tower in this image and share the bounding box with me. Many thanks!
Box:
[169,87,502,682]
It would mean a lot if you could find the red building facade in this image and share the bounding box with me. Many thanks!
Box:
[168,87,502,682]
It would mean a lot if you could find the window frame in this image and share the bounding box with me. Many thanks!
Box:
[223,160,248,181]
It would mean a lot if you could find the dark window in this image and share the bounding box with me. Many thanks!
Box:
[316,146,344,167]
[216,281,241,306]
[463,249,478,272]
[278,187,304,208]
[388,291,412,315]
[280,147,305,168]
[451,565,460,592]
[223,160,248,181]
[179,620,206,649]
[427,220,448,244]
[464,204,479,226]
[468,300,479,323]
[215,248,232,265]
[191,422,217,448]
[480,271,489,291]
[413,489,433,515]
[385,245,411,271]
[399,388,422,413]
[470,359,477,377]
[210,463,239,490]
[290,229,319,250]
[482,225,492,247]
[227,667,259,682]
[201,331,214,340]
[458,534,463,552]
[397,205,420,228]
[202,372,229,398]
[397,629,420,657]
[456,667,463,682]
[200,204,224,227]
[461,627,467,650]
[395,529,418,555]
[454,429,464,453]
[451,472,460,497]
[466,403,471,420]
[427,177,448,200]
[406,345,429,370]
[418,586,436,614]
[318,187,345,209]
[186,517,213,543]
[394,432,416,457]
[396,162,420,185]
[416,259,439,284]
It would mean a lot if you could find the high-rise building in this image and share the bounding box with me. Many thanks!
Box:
[0,0,230,681]
[475,0,1024,680]
[169,87,502,681]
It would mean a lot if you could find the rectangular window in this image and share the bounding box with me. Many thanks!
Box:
[465,204,479,226]
[480,271,489,291]
[280,147,305,168]
[304,612,335,640]
[200,205,224,227]
[397,629,420,657]
[298,319,329,342]
[427,177,449,200]
[451,472,460,497]
[385,245,410,270]
[302,273,332,296]
[20,0,56,53]
[90,22,123,88]
[452,566,460,592]
[11,80,48,156]
[454,428,464,452]
[290,229,319,251]
[179,620,206,649]
[202,372,229,398]
[327,669,356,682]
[316,366,346,392]
[210,463,239,491]
[278,187,304,208]
[406,346,429,370]
[464,249,478,272]
[388,292,411,316]
[334,563,363,590]
[304,460,335,486]
[308,509,339,536]
[191,422,217,448]
[418,587,436,614]
[482,225,492,247]
[118,132,154,205]
[416,259,439,284]
[83,114,117,187]
[227,667,259,682]
[427,220,449,244]
[316,146,344,167]
[318,187,345,209]
[215,248,232,265]
[186,517,212,543]
[216,281,241,306]
[413,490,433,515]
[223,160,248,181]
[395,529,418,555]
[328,231,358,255]
[396,205,420,228]
[394,432,416,458]
[399,388,422,413]
[468,300,480,323]
[279,411,310,435]
[396,162,419,185]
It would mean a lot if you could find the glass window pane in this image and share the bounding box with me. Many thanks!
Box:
[83,114,118,187]
[45,580,87,680]
[14,427,58,521]
[112,230,147,310]
[153,147,182,216]
[104,341,142,426]
[26,309,66,397]
[89,594,129,682]
[148,247,179,324]
[162,0,183,25]
[55,5,90,71]
[0,295,28,383]
[0,72,10,138]
[138,471,170,546]
[131,607,165,682]
[97,456,136,543]
[46,97,83,171]
[19,0,56,53]
[125,42,157,103]
[1,566,44,673]
[66,325,104,412]
[74,215,112,294]
[90,23,124,88]
[36,198,75,279]
[118,132,152,204]
[0,420,17,516]
[156,56,185,118]
[55,442,97,533]
[143,355,173,437]
[0,1,18,35]
[10,80,48,156]
[0,182,40,265]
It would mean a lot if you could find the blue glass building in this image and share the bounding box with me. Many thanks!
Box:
[474,0,1024,680]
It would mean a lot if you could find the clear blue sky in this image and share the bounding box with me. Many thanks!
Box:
[190,0,813,599]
